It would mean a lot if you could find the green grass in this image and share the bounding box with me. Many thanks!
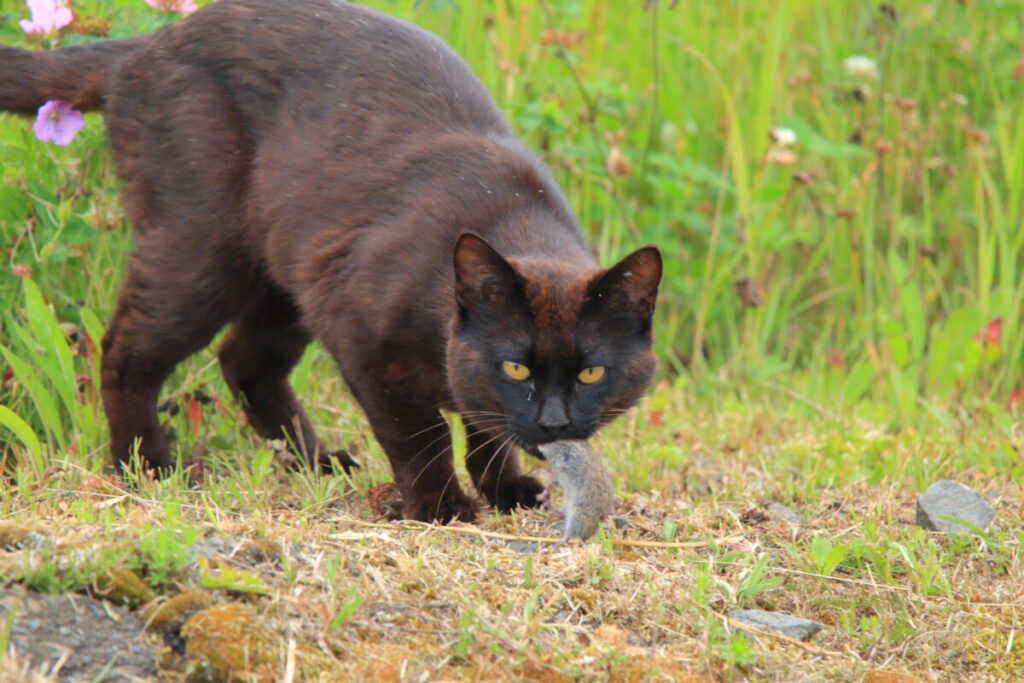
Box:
[1,0,1023,680]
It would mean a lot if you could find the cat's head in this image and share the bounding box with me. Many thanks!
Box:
[446,233,661,452]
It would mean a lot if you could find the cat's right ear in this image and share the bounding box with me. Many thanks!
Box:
[453,233,522,315]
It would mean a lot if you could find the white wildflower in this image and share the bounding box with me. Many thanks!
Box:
[769,126,797,147]
[843,55,879,80]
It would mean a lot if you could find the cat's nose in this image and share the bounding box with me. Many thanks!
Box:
[537,396,570,430]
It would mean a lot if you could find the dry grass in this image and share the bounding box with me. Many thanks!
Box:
[2,401,1021,682]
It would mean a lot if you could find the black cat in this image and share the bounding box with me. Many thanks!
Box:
[0,0,661,521]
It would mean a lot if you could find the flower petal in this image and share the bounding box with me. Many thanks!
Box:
[33,100,84,145]
[19,18,44,35]
[34,101,59,142]
[53,6,74,30]
[52,109,85,146]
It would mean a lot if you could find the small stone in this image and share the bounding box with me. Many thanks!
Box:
[915,480,995,534]
[766,502,802,524]
[188,536,233,561]
[730,609,823,641]
[509,541,540,554]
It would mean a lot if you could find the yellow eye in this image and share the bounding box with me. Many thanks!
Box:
[578,366,606,384]
[502,361,531,381]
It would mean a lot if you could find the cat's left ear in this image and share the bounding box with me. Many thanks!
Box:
[586,245,662,318]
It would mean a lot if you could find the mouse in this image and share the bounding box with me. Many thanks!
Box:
[536,440,615,550]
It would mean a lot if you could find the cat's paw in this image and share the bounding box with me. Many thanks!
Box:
[481,474,545,513]
[314,448,361,474]
[403,489,480,524]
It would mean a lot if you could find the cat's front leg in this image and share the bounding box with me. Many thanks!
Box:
[357,396,479,523]
[464,424,544,513]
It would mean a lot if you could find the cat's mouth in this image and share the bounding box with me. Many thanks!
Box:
[500,427,547,461]
[521,443,546,461]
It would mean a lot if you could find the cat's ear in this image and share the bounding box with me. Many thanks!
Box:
[586,245,662,319]
[453,233,523,314]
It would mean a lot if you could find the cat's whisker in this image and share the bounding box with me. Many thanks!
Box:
[406,430,460,490]
[434,444,474,521]
[491,434,518,504]
[403,413,508,443]
[465,429,513,490]
[463,421,514,447]
[404,419,454,441]
[408,419,512,508]
[411,443,454,498]
[460,417,510,426]
[465,428,516,508]
[458,410,509,418]
[462,419,524,506]
[409,451,452,491]
[460,417,508,429]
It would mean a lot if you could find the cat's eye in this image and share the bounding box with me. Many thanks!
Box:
[578,366,606,384]
[502,361,531,381]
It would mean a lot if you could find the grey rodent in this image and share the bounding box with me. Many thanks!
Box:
[537,440,614,549]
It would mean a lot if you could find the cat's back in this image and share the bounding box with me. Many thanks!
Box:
[114,0,508,137]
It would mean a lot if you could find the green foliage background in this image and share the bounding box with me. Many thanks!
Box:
[2,0,1024,464]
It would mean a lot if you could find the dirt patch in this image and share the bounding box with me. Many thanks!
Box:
[0,585,159,681]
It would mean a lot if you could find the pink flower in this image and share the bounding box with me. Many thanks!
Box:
[34,100,85,146]
[19,0,74,36]
[144,0,197,13]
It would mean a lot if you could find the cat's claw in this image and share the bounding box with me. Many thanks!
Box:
[403,490,480,524]
[483,474,545,513]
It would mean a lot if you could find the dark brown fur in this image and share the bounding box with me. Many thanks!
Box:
[0,0,661,522]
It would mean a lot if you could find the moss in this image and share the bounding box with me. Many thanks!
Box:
[94,568,156,608]
[862,673,929,683]
[143,590,218,641]
[180,602,281,681]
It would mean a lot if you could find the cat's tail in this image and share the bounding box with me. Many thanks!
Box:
[0,37,148,115]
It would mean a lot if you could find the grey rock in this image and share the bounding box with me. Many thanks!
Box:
[916,479,995,533]
[0,586,159,682]
[188,534,235,560]
[766,502,802,524]
[509,541,540,554]
[729,609,823,641]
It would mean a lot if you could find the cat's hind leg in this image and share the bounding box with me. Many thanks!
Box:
[217,287,358,472]
[101,242,250,474]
